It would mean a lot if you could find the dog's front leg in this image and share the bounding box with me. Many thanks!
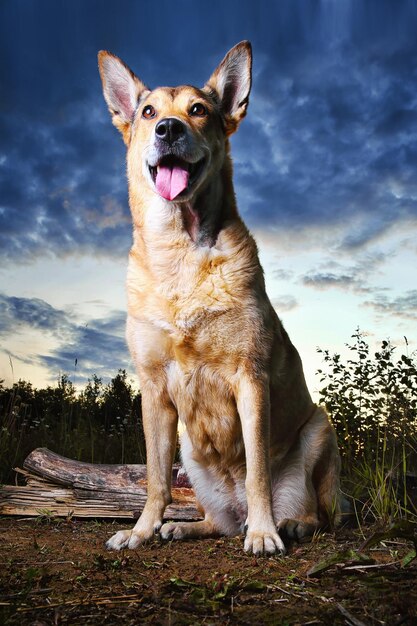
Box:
[106,380,178,550]
[235,372,285,556]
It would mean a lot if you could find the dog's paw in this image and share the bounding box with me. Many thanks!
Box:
[278,518,319,542]
[106,528,154,551]
[160,521,187,541]
[244,529,286,556]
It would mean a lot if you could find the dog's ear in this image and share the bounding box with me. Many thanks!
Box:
[98,51,150,145]
[204,41,252,136]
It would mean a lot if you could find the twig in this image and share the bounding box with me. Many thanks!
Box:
[16,594,144,612]
[0,588,52,600]
[12,561,75,566]
[344,560,400,571]
[270,584,309,601]
[337,603,368,626]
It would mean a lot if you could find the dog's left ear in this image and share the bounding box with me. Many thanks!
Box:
[204,41,252,136]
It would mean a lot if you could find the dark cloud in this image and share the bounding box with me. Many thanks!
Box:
[0,104,131,262]
[376,109,417,137]
[1,0,417,266]
[301,253,390,294]
[302,273,358,291]
[364,290,417,320]
[0,294,69,333]
[235,36,417,248]
[272,268,294,281]
[0,293,130,384]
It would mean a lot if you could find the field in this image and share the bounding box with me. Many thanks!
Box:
[1,331,417,625]
[1,517,416,625]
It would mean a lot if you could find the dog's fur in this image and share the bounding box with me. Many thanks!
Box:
[98,41,341,555]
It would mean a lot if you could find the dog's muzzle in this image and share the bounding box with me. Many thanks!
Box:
[147,117,207,201]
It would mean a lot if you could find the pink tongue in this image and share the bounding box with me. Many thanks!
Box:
[155,165,189,201]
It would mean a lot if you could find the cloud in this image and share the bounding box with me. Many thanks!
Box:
[272,268,294,281]
[0,293,130,383]
[301,252,389,295]
[0,294,70,334]
[364,290,417,320]
[0,104,132,264]
[234,31,417,249]
[1,0,417,271]
[271,295,298,313]
[302,273,358,291]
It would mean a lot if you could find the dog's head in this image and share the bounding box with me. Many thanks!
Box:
[98,42,252,204]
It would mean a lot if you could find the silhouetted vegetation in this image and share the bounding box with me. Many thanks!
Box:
[1,331,416,522]
[0,370,145,484]
[317,330,417,521]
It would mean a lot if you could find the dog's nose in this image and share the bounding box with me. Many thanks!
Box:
[155,117,186,144]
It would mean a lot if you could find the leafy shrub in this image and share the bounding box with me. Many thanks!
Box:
[317,330,417,521]
[0,370,146,484]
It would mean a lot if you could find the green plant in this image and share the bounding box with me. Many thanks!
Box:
[317,330,417,523]
[0,370,147,484]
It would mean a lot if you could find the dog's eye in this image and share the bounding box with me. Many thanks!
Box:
[190,103,207,117]
[142,105,156,119]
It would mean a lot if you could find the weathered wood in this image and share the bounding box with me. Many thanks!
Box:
[0,448,200,520]
[24,448,148,493]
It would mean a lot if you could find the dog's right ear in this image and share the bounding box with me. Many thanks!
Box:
[98,51,150,145]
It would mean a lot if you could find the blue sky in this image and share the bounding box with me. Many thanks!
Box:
[1,0,416,394]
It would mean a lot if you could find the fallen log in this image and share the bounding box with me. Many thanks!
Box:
[0,448,200,520]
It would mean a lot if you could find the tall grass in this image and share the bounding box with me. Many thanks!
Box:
[0,370,146,484]
[1,331,417,526]
[317,330,417,523]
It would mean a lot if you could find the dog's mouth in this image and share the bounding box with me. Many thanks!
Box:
[149,155,206,201]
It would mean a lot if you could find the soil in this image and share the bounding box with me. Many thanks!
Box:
[0,517,416,625]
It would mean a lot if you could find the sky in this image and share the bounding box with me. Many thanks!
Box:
[1,0,416,397]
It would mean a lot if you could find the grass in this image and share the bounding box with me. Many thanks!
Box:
[1,331,416,525]
[0,370,147,484]
[318,330,417,525]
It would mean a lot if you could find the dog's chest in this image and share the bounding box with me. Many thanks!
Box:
[128,237,241,331]
[166,358,244,466]
[127,229,259,465]
[162,250,237,329]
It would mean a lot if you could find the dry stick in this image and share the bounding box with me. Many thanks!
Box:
[270,584,309,601]
[344,560,401,571]
[12,561,75,567]
[336,603,368,626]
[0,589,52,600]
[16,594,145,612]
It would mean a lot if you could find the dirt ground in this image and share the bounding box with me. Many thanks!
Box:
[0,517,416,626]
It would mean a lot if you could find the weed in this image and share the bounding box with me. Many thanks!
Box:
[0,370,149,484]
[35,509,59,524]
[318,330,417,525]
[1,330,416,534]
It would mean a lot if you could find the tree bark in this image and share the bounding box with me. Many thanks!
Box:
[0,448,200,520]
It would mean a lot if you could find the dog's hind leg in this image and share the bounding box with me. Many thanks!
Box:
[272,458,321,541]
[161,516,220,541]
[273,406,341,542]
[312,414,342,528]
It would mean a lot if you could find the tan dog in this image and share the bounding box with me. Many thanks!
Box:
[98,41,341,556]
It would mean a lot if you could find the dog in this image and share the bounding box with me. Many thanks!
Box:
[98,41,341,556]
